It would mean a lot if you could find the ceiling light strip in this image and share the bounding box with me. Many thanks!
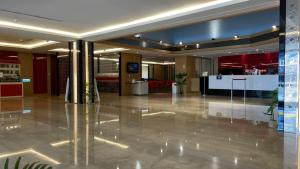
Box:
[0,20,78,38]
[0,41,58,49]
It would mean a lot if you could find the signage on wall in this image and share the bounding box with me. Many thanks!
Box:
[202,72,208,77]
[22,78,31,83]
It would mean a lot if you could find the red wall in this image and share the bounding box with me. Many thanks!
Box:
[33,54,48,94]
[219,52,278,74]
[0,51,19,64]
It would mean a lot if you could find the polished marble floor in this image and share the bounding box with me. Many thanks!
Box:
[0,93,298,169]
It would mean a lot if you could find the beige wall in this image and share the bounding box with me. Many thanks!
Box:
[18,53,33,96]
[175,56,197,93]
[120,52,142,96]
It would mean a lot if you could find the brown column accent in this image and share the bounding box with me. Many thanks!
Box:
[175,56,196,93]
[50,53,59,96]
[119,52,142,96]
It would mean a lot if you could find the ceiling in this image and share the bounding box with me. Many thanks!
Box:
[0,0,280,62]
[0,0,278,41]
[0,0,212,32]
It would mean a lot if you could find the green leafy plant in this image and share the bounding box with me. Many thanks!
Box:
[84,82,95,103]
[175,72,188,95]
[3,157,53,169]
[266,89,278,121]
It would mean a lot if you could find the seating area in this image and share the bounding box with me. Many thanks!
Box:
[148,80,173,93]
[96,73,119,92]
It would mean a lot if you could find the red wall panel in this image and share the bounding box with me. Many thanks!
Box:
[1,84,23,97]
[219,52,278,74]
[33,54,48,94]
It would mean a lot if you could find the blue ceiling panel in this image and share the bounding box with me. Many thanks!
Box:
[141,8,279,45]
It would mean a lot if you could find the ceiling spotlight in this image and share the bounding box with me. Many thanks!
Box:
[179,41,183,46]
[134,34,142,38]
[234,35,239,39]
[159,40,163,44]
[196,44,200,48]
[272,25,278,30]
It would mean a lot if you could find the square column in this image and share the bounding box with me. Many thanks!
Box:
[278,0,300,132]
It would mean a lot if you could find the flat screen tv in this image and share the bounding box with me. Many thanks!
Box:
[127,62,139,73]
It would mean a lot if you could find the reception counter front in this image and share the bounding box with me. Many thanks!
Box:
[200,75,278,98]
[209,75,278,91]
[0,82,23,98]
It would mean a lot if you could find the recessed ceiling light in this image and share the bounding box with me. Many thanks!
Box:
[234,35,239,39]
[179,41,183,45]
[134,34,142,38]
[272,25,278,29]
[196,44,200,48]
[159,40,163,44]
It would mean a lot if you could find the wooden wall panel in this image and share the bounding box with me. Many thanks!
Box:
[18,53,33,96]
[119,52,142,96]
[175,56,197,93]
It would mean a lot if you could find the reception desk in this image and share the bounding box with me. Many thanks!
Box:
[200,75,278,98]
[0,82,23,98]
[209,75,278,91]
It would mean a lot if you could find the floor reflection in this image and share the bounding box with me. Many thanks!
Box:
[0,94,297,169]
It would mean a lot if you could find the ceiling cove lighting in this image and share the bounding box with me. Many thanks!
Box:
[49,48,69,52]
[50,48,128,54]
[94,48,128,54]
[0,148,61,165]
[0,20,78,38]
[142,61,175,65]
[0,40,57,49]
[0,0,246,38]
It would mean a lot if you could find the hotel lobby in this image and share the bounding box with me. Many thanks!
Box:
[0,0,299,169]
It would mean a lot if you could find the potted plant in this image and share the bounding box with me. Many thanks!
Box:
[84,82,95,104]
[265,89,278,121]
[175,72,188,95]
[3,157,53,169]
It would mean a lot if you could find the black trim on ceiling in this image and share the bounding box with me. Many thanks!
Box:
[108,30,279,52]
